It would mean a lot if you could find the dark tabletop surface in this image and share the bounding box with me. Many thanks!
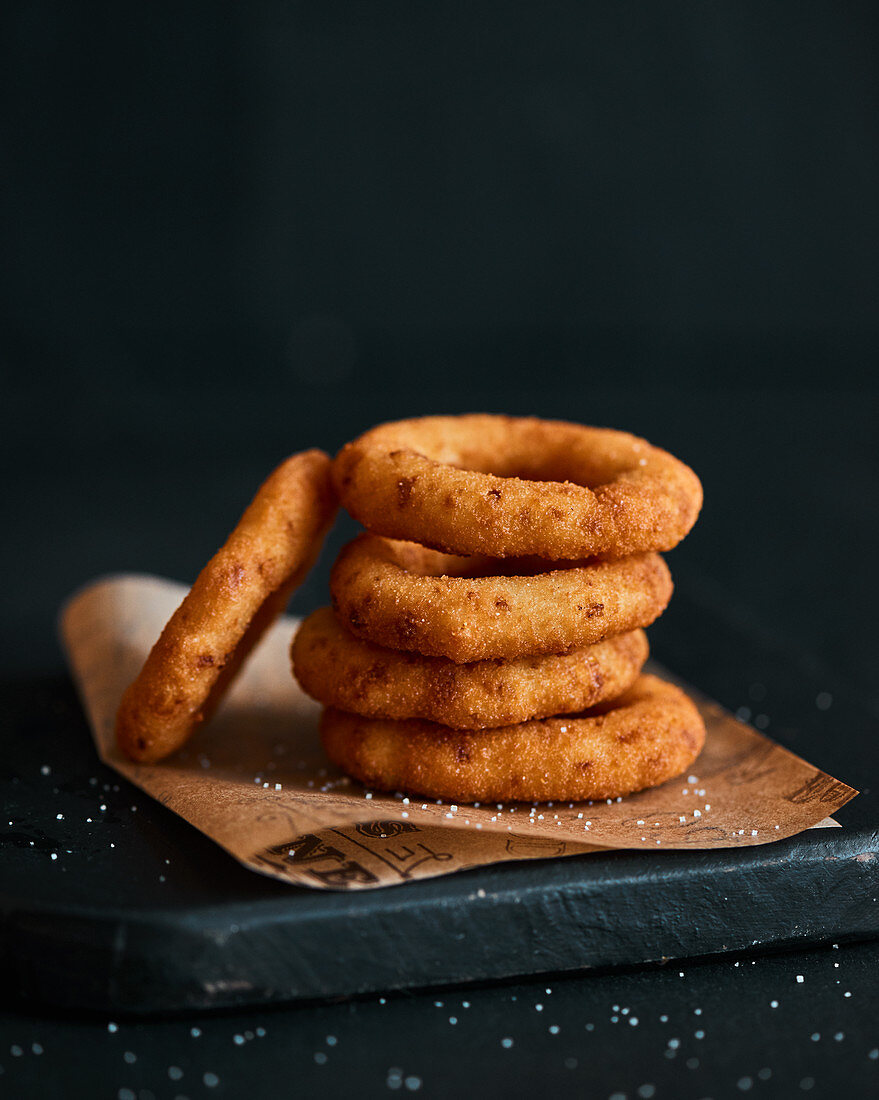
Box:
[3,381,877,1099]
[3,2,879,1096]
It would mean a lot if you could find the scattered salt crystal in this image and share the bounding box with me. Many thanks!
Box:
[796,975,804,983]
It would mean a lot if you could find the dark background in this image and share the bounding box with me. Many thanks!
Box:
[2,1,878,694]
[2,4,878,1097]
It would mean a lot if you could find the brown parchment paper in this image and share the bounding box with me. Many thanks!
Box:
[59,575,857,891]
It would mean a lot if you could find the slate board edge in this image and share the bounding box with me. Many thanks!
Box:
[4,826,877,1015]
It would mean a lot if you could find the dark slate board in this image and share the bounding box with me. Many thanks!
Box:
[2,591,877,1015]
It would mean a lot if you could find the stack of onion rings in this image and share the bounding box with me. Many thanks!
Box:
[114,413,705,804]
[295,414,705,803]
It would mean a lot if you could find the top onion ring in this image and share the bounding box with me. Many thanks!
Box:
[333,414,702,559]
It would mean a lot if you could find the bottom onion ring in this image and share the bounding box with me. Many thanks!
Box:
[330,533,672,662]
[116,450,337,763]
[320,674,705,803]
[293,607,649,729]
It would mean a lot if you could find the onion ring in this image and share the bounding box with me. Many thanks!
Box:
[320,674,706,802]
[330,534,672,662]
[116,450,337,763]
[292,607,649,729]
[333,414,702,559]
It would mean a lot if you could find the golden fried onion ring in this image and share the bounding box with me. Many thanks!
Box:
[116,450,337,763]
[320,674,706,802]
[293,607,649,729]
[330,534,672,662]
[333,414,702,559]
